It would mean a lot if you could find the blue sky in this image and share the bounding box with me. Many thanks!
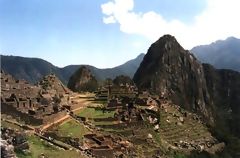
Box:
[0,0,239,68]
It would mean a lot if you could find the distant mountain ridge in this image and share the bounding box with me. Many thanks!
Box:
[1,36,239,85]
[191,37,240,72]
[0,53,144,84]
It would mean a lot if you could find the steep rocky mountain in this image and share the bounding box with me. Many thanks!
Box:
[191,37,240,72]
[67,66,98,92]
[133,35,240,144]
[133,35,211,116]
[1,53,144,84]
[203,64,240,139]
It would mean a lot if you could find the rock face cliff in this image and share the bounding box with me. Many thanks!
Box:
[203,64,240,137]
[133,34,240,138]
[67,66,98,92]
[133,35,210,116]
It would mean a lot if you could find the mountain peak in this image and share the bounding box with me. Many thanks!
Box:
[155,34,178,45]
[157,34,177,42]
[67,66,98,92]
[133,35,209,114]
[191,36,240,72]
[226,36,239,41]
[152,34,183,53]
[139,35,185,67]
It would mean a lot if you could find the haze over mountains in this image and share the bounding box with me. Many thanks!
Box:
[1,36,239,85]
[191,37,240,72]
[1,53,144,84]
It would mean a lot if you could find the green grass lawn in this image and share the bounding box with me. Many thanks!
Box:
[16,135,84,158]
[76,107,115,119]
[56,119,90,139]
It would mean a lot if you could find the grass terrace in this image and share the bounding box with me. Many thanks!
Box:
[16,135,83,158]
[76,107,115,119]
[56,119,90,139]
[44,118,90,145]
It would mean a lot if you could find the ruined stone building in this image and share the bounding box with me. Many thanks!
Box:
[83,133,129,158]
[1,70,71,125]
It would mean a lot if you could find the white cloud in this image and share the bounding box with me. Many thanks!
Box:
[103,16,116,24]
[101,0,240,49]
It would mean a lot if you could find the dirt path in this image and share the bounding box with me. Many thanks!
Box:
[41,115,70,131]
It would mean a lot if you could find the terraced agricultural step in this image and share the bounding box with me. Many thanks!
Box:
[161,128,190,137]
[166,131,212,143]
[130,137,148,145]
[190,132,212,140]
[160,122,206,132]
[160,124,180,131]
[163,132,189,139]
[113,129,134,137]
[162,128,209,139]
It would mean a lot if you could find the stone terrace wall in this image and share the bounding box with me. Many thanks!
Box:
[1,103,43,125]
[42,111,67,125]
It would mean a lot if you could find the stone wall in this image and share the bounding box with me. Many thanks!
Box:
[1,103,43,125]
[42,111,67,125]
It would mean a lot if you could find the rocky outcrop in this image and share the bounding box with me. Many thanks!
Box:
[67,66,98,92]
[0,139,17,158]
[133,35,210,116]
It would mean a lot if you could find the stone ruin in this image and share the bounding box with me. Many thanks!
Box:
[1,70,72,125]
[95,81,138,102]
[83,133,131,158]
